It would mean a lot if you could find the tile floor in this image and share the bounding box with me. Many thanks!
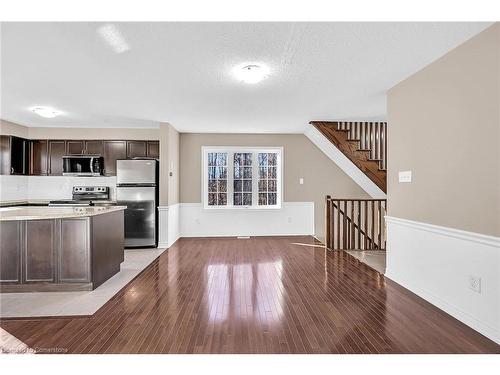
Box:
[0,247,167,318]
[345,250,386,274]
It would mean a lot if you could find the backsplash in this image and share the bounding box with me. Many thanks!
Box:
[0,175,28,201]
[0,175,117,202]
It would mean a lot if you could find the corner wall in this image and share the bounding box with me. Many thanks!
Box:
[386,23,500,343]
[158,123,180,248]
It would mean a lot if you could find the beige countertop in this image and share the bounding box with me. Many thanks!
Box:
[0,206,126,221]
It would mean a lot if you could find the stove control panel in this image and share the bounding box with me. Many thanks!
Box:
[73,186,109,193]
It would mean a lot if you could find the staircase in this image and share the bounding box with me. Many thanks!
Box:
[310,121,387,193]
[325,196,387,250]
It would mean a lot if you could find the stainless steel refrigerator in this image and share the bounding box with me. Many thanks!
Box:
[116,159,159,248]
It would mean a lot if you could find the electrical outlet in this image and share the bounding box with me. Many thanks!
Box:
[398,170,412,183]
[468,275,481,294]
[287,216,292,223]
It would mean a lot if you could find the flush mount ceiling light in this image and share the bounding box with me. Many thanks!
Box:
[233,63,270,84]
[97,24,131,54]
[31,106,61,118]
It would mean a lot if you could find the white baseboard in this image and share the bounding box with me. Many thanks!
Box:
[385,216,500,344]
[179,202,314,238]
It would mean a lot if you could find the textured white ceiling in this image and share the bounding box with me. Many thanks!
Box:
[0,22,491,132]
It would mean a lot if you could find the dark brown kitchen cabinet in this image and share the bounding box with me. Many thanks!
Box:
[48,140,66,175]
[66,140,85,155]
[127,141,147,158]
[103,140,127,175]
[0,135,11,175]
[29,140,48,175]
[0,221,21,283]
[0,135,29,175]
[85,140,104,155]
[59,218,91,283]
[24,220,55,282]
[147,141,159,158]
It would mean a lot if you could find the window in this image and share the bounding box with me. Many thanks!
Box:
[202,147,282,209]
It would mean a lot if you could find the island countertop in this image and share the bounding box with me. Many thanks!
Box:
[0,205,127,221]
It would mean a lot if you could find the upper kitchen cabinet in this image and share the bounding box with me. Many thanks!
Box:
[0,135,29,175]
[29,140,48,175]
[48,140,66,175]
[66,140,85,155]
[85,140,104,155]
[103,141,127,175]
[126,141,147,158]
[66,140,103,155]
[147,141,159,158]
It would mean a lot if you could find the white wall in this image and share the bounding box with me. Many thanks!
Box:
[385,217,500,344]
[0,175,117,201]
[0,176,28,201]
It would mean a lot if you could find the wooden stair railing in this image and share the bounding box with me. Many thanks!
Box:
[310,121,387,192]
[325,196,387,250]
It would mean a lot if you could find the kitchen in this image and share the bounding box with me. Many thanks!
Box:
[0,120,178,313]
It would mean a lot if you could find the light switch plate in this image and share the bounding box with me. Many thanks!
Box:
[399,170,412,183]
[299,178,304,185]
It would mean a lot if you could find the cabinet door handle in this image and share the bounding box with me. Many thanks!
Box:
[11,167,14,174]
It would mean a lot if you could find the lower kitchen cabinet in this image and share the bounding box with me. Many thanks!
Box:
[25,220,56,282]
[0,210,123,292]
[0,221,21,283]
[59,219,90,283]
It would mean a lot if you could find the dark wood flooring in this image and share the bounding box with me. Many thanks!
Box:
[1,236,499,353]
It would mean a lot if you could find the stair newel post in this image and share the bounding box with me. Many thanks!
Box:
[325,195,331,249]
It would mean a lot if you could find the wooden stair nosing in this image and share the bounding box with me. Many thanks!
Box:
[311,122,387,192]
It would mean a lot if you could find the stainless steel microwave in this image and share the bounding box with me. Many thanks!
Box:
[62,155,104,176]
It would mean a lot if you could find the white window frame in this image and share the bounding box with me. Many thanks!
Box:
[202,146,283,210]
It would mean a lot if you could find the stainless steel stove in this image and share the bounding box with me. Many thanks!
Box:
[49,186,115,207]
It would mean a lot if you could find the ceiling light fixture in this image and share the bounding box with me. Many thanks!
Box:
[233,63,270,84]
[97,24,131,54]
[31,106,61,118]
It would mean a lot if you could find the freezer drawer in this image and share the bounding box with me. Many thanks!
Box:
[117,186,157,247]
[116,159,157,185]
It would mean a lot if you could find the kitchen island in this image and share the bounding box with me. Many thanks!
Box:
[0,206,126,292]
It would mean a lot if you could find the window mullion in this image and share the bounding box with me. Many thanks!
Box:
[252,151,258,208]
[228,151,234,207]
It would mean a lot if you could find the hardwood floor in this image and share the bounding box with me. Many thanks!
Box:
[1,236,498,354]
